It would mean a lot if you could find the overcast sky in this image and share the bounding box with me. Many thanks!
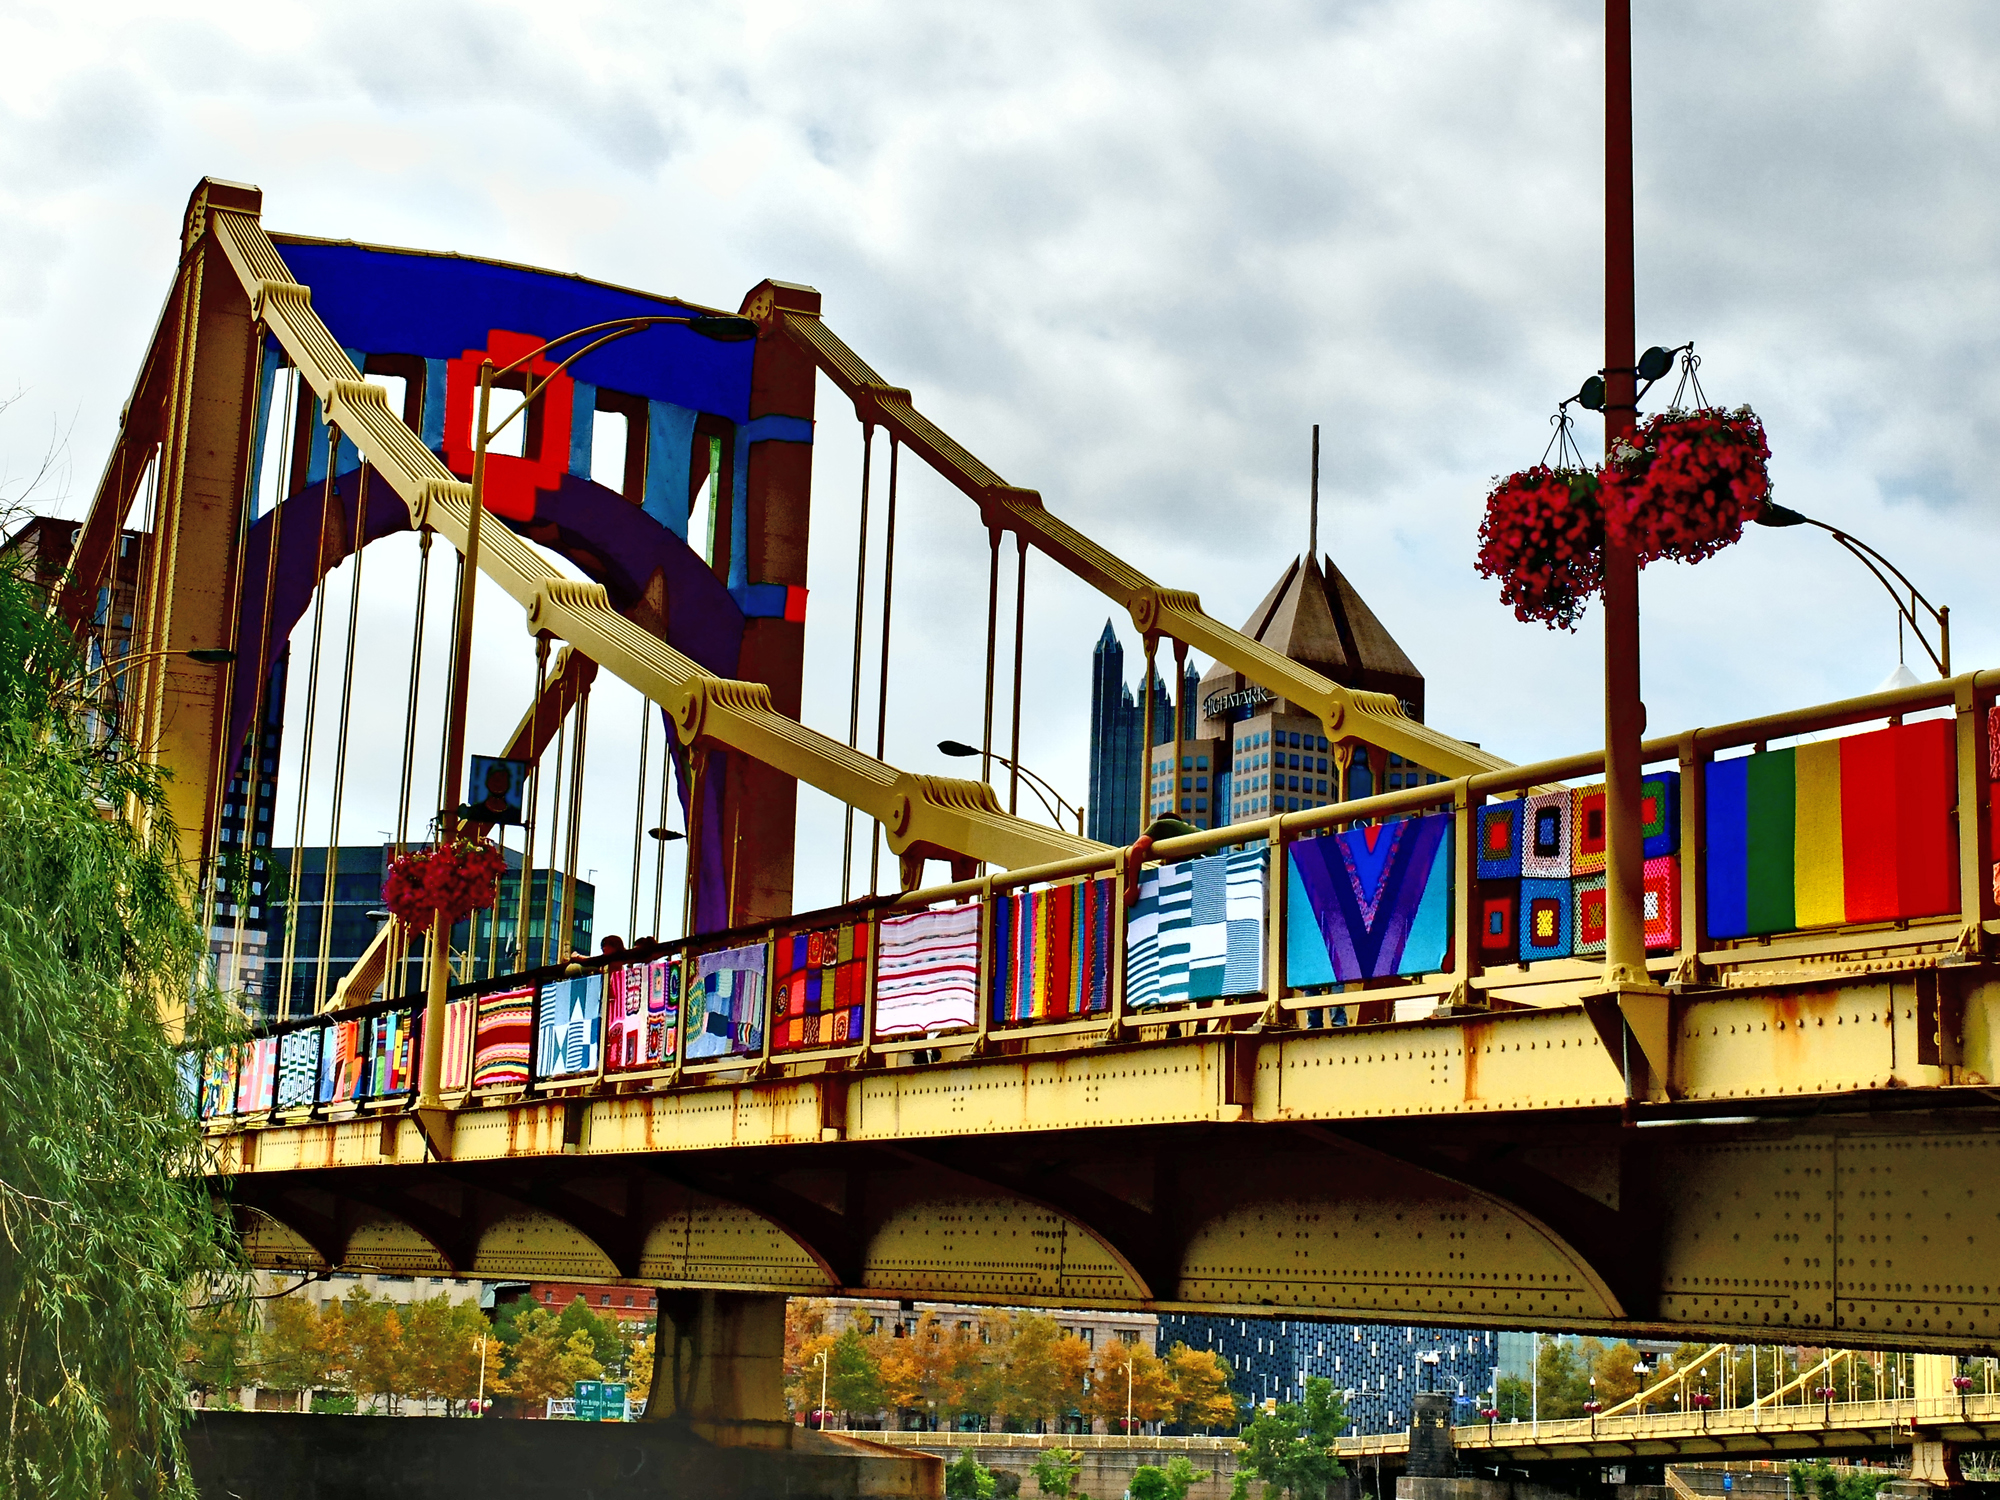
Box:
[3,1,1997,927]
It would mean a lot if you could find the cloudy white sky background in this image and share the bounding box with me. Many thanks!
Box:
[3,1,1997,932]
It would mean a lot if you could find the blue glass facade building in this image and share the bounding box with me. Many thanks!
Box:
[1087,621,1194,844]
[1157,1314,1499,1437]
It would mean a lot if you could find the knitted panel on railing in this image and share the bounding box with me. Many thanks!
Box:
[1644,854,1679,950]
[1571,787,1608,877]
[318,1020,360,1103]
[1476,800,1524,880]
[606,957,681,1069]
[1477,877,1520,960]
[1572,872,1608,959]
[472,988,534,1087]
[276,1029,318,1108]
[687,944,766,1060]
[1286,813,1451,985]
[875,904,980,1037]
[1706,719,1955,939]
[537,974,604,1077]
[1518,877,1574,961]
[201,1046,237,1118]
[1126,847,1265,1007]
[773,924,869,1051]
[990,876,1114,1026]
[1521,791,1573,879]
[439,997,475,1091]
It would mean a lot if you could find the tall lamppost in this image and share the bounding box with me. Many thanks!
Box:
[414,309,757,1116]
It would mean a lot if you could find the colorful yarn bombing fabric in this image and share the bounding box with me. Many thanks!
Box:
[1520,790,1572,879]
[1476,800,1524,880]
[688,944,766,1059]
[1571,872,1608,958]
[645,957,679,1064]
[991,876,1114,1025]
[200,1046,237,1118]
[1518,877,1573,961]
[774,924,870,1051]
[318,1020,360,1104]
[1286,812,1451,984]
[606,964,648,1070]
[438,997,474,1091]
[1126,847,1265,1008]
[875,904,980,1036]
[1643,854,1679,951]
[1571,787,1607,877]
[1641,770,1681,857]
[361,1010,414,1098]
[1706,720,1955,939]
[537,975,604,1077]
[236,1036,278,1114]
[1476,877,1520,959]
[472,988,534,1088]
[276,1029,320,1109]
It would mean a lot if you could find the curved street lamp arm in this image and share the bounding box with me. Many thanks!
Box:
[478,319,685,448]
[1804,518,1950,677]
[986,751,1083,833]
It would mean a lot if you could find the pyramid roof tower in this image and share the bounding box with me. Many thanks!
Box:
[1196,553,1424,728]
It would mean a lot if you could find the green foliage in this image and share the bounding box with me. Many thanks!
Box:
[1234,1376,1348,1500]
[1032,1446,1082,1499]
[0,543,241,1496]
[1790,1461,1887,1500]
[824,1326,884,1416]
[992,1469,1022,1499]
[1495,1374,1532,1420]
[946,1450,999,1500]
[553,1295,626,1372]
[1132,1457,1200,1500]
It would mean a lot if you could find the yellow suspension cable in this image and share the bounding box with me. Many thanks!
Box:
[541,703,567,966]
[841,423,874,903]
[228,360,297,1009]
[558,684,590,959]
[627,693,649,942]
[277,423,339,1022]
[316,463,369,1010]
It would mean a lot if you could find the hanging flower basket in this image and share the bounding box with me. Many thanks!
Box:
[1475,465,1605,631]
[1601,405,1772,567]
[383,838,509,932]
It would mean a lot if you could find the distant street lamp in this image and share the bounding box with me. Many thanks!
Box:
[937,740,1085,833]
[1755,503,1950,678]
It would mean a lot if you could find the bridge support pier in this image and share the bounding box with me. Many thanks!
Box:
[640,1289,788,1445]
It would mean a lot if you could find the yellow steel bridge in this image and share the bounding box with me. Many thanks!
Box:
[50,178,2000,1430]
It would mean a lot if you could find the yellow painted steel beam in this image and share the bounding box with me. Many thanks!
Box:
[780,309,1511,782]
[1338,1392,2000,1463]
[200,206,1099,879]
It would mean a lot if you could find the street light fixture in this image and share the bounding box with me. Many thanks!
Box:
[65,644,236,691]
[1754,502,1950,678]
[936,739,1085,834]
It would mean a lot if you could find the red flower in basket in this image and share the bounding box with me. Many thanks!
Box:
[1601,406,1772,567]
[383,839,507,932]
[1475,465,1605,631]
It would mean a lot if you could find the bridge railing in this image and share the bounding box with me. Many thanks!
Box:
[1334,1389,2000,1456]
[191,669,1998,1124]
